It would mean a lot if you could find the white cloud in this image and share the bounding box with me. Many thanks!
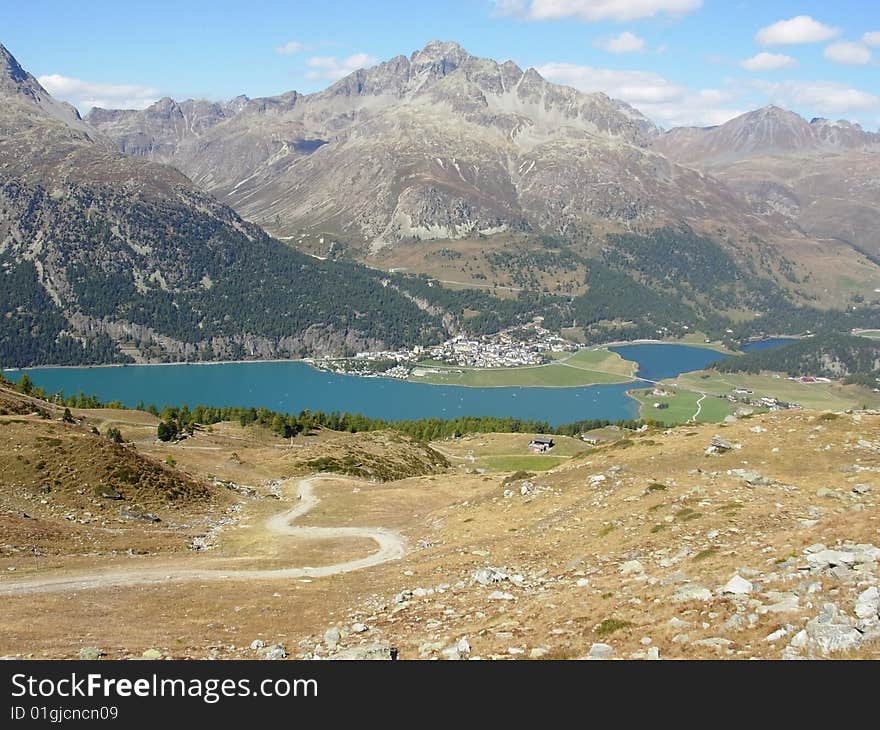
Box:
[755,16,839,46]
[863,31,880,47]
[275,40,305,55]
[596,31,645,54]
[535,62,743,127]
[824,41,872,65]
[752,79,880,114]
[37,74,160,111]
[305,53,378,81]
[494,0,702,22]
[740,52,798,71]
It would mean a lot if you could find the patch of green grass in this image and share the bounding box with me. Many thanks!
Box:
[601,592,614,600]
[718,501,744,513]
[675,507,701,522]
[817,412,839,421]
[597,524,617,537]
[646,482,667,492]
[693,548,718,562]
[594,618,632,637]
[650,524,666,533]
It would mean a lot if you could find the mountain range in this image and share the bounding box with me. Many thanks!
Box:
[2,40,879,367]
[0,43,447,366]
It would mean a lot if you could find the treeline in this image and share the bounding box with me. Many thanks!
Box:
[155,403,644,442]
[709,333,880,379]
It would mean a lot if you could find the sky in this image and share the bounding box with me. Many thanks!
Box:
[4,0,880,129]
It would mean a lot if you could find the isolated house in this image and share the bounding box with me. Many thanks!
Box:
[528,437,554,452]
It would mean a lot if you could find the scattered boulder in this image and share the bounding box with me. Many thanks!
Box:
[141,649,162,660]
[259,644,287,661]
[323,627,341,649]
[78,647,103,661]
[790,603,864,656]
[721,574,753,595]
[705,435,739,455]
[588,643,614,659]
[473,567,509,585]
[673,585,713,603]
[488,590,514,601]
[620,560,644,576]
[331,644,393,660]
[854,587,880,621]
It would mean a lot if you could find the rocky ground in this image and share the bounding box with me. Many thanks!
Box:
[1,394,878,660]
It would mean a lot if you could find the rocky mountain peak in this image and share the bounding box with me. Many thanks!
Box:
[410,40,471,73]
[0,42,93,132]
[0,43,28,85]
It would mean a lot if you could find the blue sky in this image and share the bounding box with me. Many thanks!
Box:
[4,0,880,128]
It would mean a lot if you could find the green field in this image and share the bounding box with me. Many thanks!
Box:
[409,348,636,387]
[433,432,591,472]
[669,371,880,412]
[630,388,735,425]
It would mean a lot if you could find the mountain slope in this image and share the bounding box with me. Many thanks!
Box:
[653,106,880,258]
[0,43,447,367]
[85,42,766,247]
[85,42,880,311]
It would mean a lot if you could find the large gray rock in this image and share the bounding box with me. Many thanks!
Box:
[721,574,753,595]
[855,587,880,620]
[473,567,508,585]
[78,647,103,660]
[791,603,864,656]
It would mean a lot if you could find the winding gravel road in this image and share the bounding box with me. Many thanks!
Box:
[0,476,405,596]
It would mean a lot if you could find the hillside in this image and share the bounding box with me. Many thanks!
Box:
[0,43,451,367]
[711,333,880,380]
[1,398,879,660]
[84,42,880,312]
[653,106,880,260]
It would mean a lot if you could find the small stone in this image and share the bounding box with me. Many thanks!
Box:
[261,644,287,661]
[141,649,162,660]
[250,639,265,651]
[853,484,871,495]
[766,627,788,642]
[588,643,614,659]
[673,585,713,602]
[488,590,515,601]
[78,647,102,661]
[620,560,644,576]
[351,623,368,633]
[529,646,549,659]
[324,627,341,649]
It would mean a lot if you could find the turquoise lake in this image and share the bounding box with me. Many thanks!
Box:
[7,343,759,426]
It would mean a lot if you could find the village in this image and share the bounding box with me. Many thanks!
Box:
[310,325,578,379]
